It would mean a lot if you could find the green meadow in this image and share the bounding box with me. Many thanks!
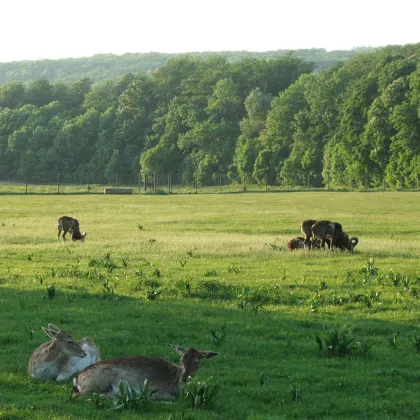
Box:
[1,192,420,419]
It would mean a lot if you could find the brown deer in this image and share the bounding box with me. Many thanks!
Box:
[310,220,343,250]
[29,324,100,381]
[57,216,87,241]
[73,345,219,399]
[286,236,321,251]
[300,219,337,249]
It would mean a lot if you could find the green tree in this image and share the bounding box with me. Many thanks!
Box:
[105,149,121,184]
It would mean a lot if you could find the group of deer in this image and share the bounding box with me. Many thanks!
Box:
[287,219,359,252]
[28,324,218,399]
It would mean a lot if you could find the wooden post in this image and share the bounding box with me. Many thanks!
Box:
[57,172,60,194]
[138,172,141,194]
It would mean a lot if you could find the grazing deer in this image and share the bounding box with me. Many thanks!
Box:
[334,231,359,252]
[311,220,343,250]
[57,216,86,241]
[29,324,100,381]
[73,345,219,399]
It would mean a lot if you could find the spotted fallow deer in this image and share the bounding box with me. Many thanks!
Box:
[28,324,100,381]
[57,216,87,241]
[72,345,219,399]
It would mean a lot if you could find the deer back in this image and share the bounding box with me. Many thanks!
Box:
[73,345,219,399]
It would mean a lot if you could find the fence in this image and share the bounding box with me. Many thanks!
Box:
[0,172,419,195]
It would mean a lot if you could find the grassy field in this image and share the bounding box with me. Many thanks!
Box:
[1,192,420,419]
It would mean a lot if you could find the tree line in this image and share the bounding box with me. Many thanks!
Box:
[0,44,419,189]
[0,48,372,85]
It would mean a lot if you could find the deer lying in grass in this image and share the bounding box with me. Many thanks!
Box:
[57,216,87,241]
[73,345,219,399]
[286,236,321,251]
[29,324,100,381]
[310,220,343,250]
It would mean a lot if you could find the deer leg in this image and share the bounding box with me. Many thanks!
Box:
[321,238,326,250]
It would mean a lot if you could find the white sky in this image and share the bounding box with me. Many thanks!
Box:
[1,0,419,62]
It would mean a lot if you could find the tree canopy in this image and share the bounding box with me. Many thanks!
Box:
[0,44,419,189]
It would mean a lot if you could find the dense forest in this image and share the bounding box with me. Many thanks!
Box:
[0,44,419,189]
[0,48,376,85]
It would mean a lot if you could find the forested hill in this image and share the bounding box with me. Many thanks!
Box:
[0,48,377,85]
[1,43,419,190]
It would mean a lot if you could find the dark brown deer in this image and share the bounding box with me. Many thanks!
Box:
[57,216,86,241]
[334,231,359,252]
[310,220,343,250]
[286,237,305,250]
[73,345,219,399]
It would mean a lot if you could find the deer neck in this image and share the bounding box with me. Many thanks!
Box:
[43,339,65,362]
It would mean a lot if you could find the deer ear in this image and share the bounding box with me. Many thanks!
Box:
[43,327,58,339]
[171,344,187,355]
[200,351,220,359]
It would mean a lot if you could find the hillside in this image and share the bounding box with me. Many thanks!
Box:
[0,47,377,85]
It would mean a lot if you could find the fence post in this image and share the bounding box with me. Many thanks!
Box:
[138,172,141,194]
[168,172,171,194]
[57,172,60,194]
[25,174,28,194]
[153,172,156,193]
[243,175,246,192]
[87,170,90,193]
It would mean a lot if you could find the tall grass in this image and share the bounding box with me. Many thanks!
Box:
[0,192,420,419]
